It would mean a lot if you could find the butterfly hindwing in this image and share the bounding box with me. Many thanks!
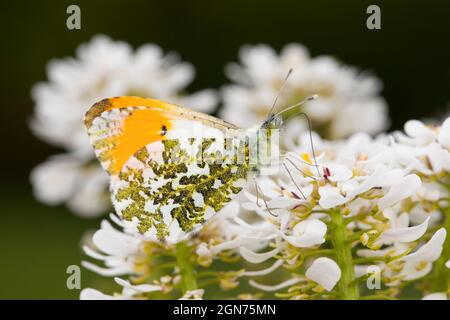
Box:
[111,137,249,243]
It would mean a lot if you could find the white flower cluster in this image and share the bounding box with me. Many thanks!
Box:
[81,117,450,300]
[216,117,450,299]
[220,44,389,139]
[30,35,217,217]
[80,202,274,299]
[29,37,449,299]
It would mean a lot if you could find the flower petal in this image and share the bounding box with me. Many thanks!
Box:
[268,196,304,209]
[404,120,436,142]
[239,246,280,263]
[318,185,348,209]
[114,277,161,293]
[281,219,327,248]
[425,143,450,173]
[378,174,421,210]
[438,117,450,149]
[80,288,124,300]
[403,228,447,263]
[243,260,284,277]
[305,257,341,291]
[249,278,304,292]
[422,292,448,300]
[379,217,429,244]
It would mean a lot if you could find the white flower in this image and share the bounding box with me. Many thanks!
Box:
[196,242,212,261]
[80,277,161,300]
[198,200,277,258]
[284,147,421,214]
[80,288,123,300]
[239,245,282,264]
[281,219,327,248]
[221,43,388,139]
[179,289,205,300]
[237,115,449,294]
[30,34,217,216]
[394,117,450,174]
[249,278,305,292]
[377,174,421,210]
[438,117,450,149]
[402,228,446,263]
[403,120,436,145]
[30,155,82,206]
[305,257,341,291]
[318,185,348,209]
[82,216,143,276]
[422,292,448,300]
[399,228,447,280]
[30,154,110,217]
[378,217,430,244]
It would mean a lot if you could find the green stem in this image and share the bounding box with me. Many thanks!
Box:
[329,209,360,300]
[303,249,334,258]
[353,257,386,264]
[431,205,450,292]
[175,241,197,292]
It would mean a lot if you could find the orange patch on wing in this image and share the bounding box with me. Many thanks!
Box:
[85,96,177,129]
[111,108,171,174]
[85,96,177,175]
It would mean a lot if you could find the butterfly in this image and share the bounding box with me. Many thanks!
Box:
[85,94,317,243]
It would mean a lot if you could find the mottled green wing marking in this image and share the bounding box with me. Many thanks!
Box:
[111,137,250,242]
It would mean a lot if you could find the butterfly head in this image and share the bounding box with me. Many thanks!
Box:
[261,113,283,130]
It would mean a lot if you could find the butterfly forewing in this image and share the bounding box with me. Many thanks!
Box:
[85,96,250,243]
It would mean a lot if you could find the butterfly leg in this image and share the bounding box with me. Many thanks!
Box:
[252,176,278,217]
[284,156,317,181]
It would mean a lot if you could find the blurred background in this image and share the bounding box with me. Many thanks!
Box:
[0,0,449,299]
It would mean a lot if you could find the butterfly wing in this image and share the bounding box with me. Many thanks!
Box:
[85,96,238,175]
[85,96,250,243]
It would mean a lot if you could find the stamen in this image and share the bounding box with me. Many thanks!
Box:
[282,163,306,200]
[323,167,331,180]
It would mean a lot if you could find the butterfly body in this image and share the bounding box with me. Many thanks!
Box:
[85,96,281,243]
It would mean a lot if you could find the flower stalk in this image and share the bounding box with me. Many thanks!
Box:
[175,241,198,292]
[329,209,360,300]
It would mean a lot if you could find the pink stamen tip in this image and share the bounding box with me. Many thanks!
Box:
[291,191,301,199]
[323,167,331,179]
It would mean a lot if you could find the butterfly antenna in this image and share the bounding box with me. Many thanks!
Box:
[275,95,321,177]
[273,94,318,119]
[266,68,293,117]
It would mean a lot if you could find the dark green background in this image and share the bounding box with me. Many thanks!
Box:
[0,0,449,299]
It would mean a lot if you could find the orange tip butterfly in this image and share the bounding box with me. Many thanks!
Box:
[85,90,317,243]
